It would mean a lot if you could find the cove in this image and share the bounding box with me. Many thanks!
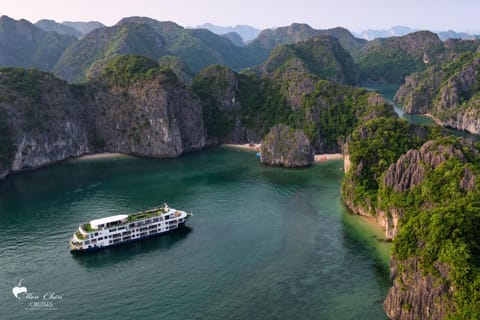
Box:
[0,148,390,319]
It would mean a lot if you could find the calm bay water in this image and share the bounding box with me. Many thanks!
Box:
[0,148,390,319]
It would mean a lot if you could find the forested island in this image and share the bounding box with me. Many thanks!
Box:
[0,15,479,319]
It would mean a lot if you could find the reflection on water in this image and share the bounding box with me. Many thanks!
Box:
[0,149,390,320]
[72,227,193,268]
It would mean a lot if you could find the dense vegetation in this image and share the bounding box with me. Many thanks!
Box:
[193,61,395,152]
[158,55,194,85]
[191,65,237,140]
[54,22,164,83]
[343,124,480,318]
[357,31,446,83]
[0,16,76,71]
[35,19,83,38]
[390,138,480,319]
[2,16,480,319]
[0,67,45,103]
[396,50,480,125]
[247,23,366,65]
[342,117,435,208]
[100,55,160,86]
[251,36,359,85]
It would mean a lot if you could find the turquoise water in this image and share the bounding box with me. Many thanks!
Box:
[364,84,435,125]
[367,84,480,141]
[0,149,390,319]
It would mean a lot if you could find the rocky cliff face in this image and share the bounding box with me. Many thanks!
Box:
[192,65,262,144]
[0,68,90,178]
[260,124,314,167]
[395,51,480,134]
[383,140,470,192]
[90,72,205,157]
[343,132,480,319]
[378,140,475,238]
[384,258,454,320]
[394,69,443,114]
[344,136,475,240]
[0,63,206,179]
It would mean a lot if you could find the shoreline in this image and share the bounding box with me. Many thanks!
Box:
[221,144,343,163]
[425,113,443,126]
[75,153,130,160]
[313,153,343,162]
[221,143,261,152]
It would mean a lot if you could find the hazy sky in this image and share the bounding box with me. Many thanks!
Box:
[3,0,480,32]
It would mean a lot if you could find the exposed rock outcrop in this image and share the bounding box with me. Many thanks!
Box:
[260,124,314,167]
[0,64,206,179]
[0,69,90,178]
[344,137,477,240]
[89,71,205,157]
[383,140,471,192]
[395,52,480,134]
[192,65,262,144]
[343,133,480,319]
[384,258,454,320]
[394,69,443,114]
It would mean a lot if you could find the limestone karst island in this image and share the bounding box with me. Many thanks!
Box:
[1,1,479,319]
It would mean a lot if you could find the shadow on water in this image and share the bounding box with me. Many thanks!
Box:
[340,207,392,281]
[71,226,192,268]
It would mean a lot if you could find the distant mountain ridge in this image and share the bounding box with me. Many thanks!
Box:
[196,23,261,42]
[35,19,83,38]
[249,35,359,85]
[0,15,76,70]
[356,25,479,41]
[35,19,104,38]
[62,21,105,36]
[53,16,256,82]
[247,23,367,66]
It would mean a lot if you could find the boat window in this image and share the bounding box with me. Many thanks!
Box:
[85,240,90,245]
[94,232,98,236]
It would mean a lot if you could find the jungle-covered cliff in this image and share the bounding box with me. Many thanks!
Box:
[0,55,206,178]
[395,50,480,134]
[342,122,480,319]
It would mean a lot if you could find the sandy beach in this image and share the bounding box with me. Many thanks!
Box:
[314,153,343,162]
[221,144,343,162]
[221,143,261,152]
[75,153,129,160]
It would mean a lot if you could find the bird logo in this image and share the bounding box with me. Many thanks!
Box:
[12,279,27,299]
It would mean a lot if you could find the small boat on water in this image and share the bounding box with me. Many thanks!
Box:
[69,203,192,253]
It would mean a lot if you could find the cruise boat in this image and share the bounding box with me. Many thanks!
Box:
[69,203,192,253]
